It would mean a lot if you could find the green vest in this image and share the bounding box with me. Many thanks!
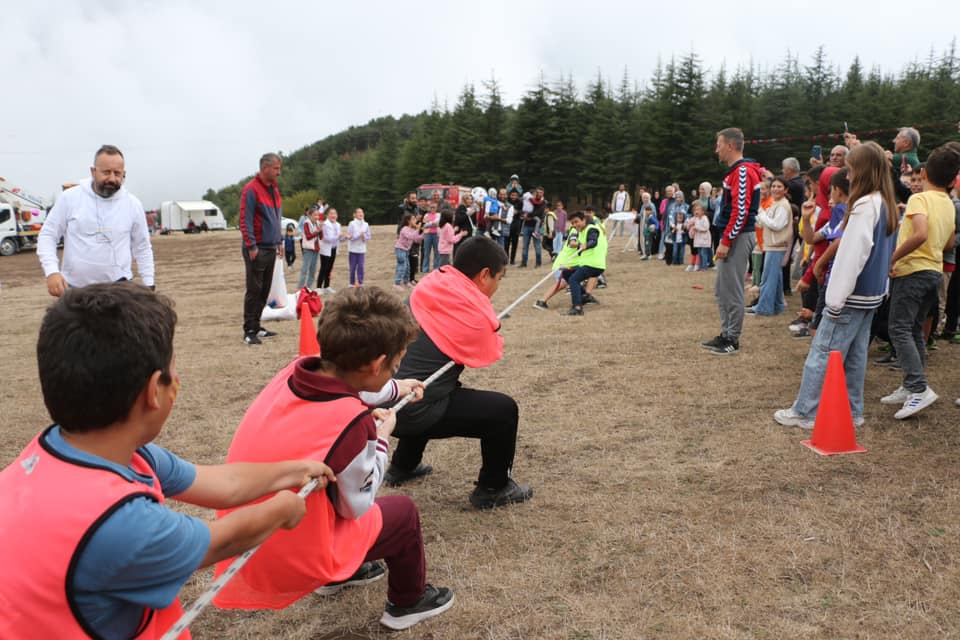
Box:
[577,222,607,270]
[552,234,581,270]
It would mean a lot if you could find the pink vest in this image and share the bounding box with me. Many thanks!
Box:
[212,364,383,610]
[0,430,189,639]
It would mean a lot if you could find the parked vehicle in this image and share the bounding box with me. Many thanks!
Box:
[159,200,227,232]
[0,176,51,256]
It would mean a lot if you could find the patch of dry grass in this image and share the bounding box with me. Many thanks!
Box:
[3,229,960,639]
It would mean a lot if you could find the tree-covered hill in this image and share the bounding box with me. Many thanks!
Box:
[205,44,960,225]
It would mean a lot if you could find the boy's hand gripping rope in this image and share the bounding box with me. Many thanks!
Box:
[160,269,556,639]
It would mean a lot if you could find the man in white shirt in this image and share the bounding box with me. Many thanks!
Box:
[38,145,154,297]
[609,183,631,237]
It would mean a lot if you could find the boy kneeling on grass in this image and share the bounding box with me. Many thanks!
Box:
[0,282,335,639]
[212,286,453,631]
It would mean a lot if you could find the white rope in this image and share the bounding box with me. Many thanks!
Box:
[160,269,555,639]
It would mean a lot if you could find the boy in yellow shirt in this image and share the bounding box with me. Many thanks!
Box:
[882,142,960,418]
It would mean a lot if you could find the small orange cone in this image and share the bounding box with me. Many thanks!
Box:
[298,303,320,356]
[802,350,866,456]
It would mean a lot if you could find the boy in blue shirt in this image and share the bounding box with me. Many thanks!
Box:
[0,282,334,639]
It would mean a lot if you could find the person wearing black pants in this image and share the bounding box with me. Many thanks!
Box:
[383,236,532,509]
[317,249,337,289]
[239,152,283,345]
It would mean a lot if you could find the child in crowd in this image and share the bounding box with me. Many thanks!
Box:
[395,212,423,289]
[213,287,454,631]
[553,199,568,257]
[669,193,688,266]
[750,178,772,289]
[437,210,466,267]
[347,208,371,287]
[0,283,335,638]
[810,169,851,287]
[318,208,346,294]
[284,223,297,270]
[297,206,321,290]
[749,176,792,315]
[683,205,698,271]
[881,143,960,419]
[639,192,657,260]
[691,201,712,270]
[421,203,440,272]
[775,142,899,429]
[408,211,423,283]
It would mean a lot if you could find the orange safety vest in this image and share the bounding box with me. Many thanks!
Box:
[212,363,383,610]
[0,429,189,639]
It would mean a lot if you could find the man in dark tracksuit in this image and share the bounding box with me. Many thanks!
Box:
[240,152,283,345]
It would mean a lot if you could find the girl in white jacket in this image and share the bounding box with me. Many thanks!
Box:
[750,177,792,316]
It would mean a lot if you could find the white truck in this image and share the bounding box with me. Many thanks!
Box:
[0,176,51,256]
[160,200,227,232]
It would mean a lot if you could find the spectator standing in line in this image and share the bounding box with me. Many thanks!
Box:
[297,207,321,290]
[317,208,346,294]
[238,152,283,346]
[701,128,762,355]
[505,190,523,264]
[347,208,371,287]
[609,183,632,237]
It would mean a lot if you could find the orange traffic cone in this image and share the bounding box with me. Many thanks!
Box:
[298,303,320,356]
[802,350,866,456]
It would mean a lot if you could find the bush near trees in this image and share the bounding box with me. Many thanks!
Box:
[206,44,960,226]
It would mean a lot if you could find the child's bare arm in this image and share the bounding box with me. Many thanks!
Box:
[174,460,334,510]
[199,490,306,567]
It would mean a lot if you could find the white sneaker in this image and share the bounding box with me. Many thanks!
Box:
[852,415,865,427]
[684,265,695,272]
[326,287,337,294]
[774,408,814,429]
[894,387,939,419]
[881,386,910,405]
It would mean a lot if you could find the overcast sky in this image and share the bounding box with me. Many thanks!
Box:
[5,0,958,209]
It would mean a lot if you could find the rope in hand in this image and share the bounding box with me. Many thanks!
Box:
[160,268,557,639]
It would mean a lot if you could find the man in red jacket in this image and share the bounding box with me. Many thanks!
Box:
[240,153,284,345]
[702,128,764,355]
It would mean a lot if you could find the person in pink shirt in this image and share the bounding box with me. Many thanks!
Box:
[421,203,441,273]
[437,211,466,267]
[395,213,423,289]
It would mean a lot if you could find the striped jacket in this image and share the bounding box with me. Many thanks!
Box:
[717,158,764,247]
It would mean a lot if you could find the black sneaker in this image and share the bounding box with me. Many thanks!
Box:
[874,352,898,365]
[792,327,811,339]
[469,478,533,509]
[708,337,739,355]
[243,332,261,345]
[383,463,433,487]
[257,328,278,338]
[315,561,385,596]
[380,584,454,630]
[582,293,599,305]
[564,307,584,316]
[533,300,548,310]
[701,335,724,349]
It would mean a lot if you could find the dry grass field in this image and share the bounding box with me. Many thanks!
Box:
[4,227,960,639]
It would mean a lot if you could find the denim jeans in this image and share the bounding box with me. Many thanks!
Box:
[394,248,410,284]
[672,239,685,264]
[698,246,713,269]
[754,250,786,315]
[421,233,438,272]
[521,226,541,266]
[564,265,605,307]
[889,270,942,392]
[296,248,318,290]
[553,232,565,256]
[791,306,875,421]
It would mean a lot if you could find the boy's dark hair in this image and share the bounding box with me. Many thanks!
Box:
[453,236,507,279]
[37,282,176,433]
[568,211,586,221]
[924,144,960,189]
[316,287,418,372]
[584,205,596,214]
[806,165,826,183]
[829,168,850,194]
[439,210,454,227]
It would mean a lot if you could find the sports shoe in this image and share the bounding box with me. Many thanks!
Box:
[380,584,454,630]
[745,306,756,315]
[383,463,433,487]
[469,478,534,509]
[894,387,939,419]
[243,332,261,345]
[257,328,278,338]
[315,561,385,596]
[582,293,599,305]
[564,307,584,316]
[707,337,739,355]
[326,287,337,294]
[701,335,724,349]
[774,408,814,429]
[874,352,898,365]
[788,318,808,332]
[684,265,695,272]
[880,386,910,405]
[533,300,548,310]
[852,415,865,427]
[792,327,811,338]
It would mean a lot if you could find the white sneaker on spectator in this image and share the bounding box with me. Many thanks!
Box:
[326,287,337,294]
[773,408,814,429]
[894,387,939,419]
[881,386,910,405]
